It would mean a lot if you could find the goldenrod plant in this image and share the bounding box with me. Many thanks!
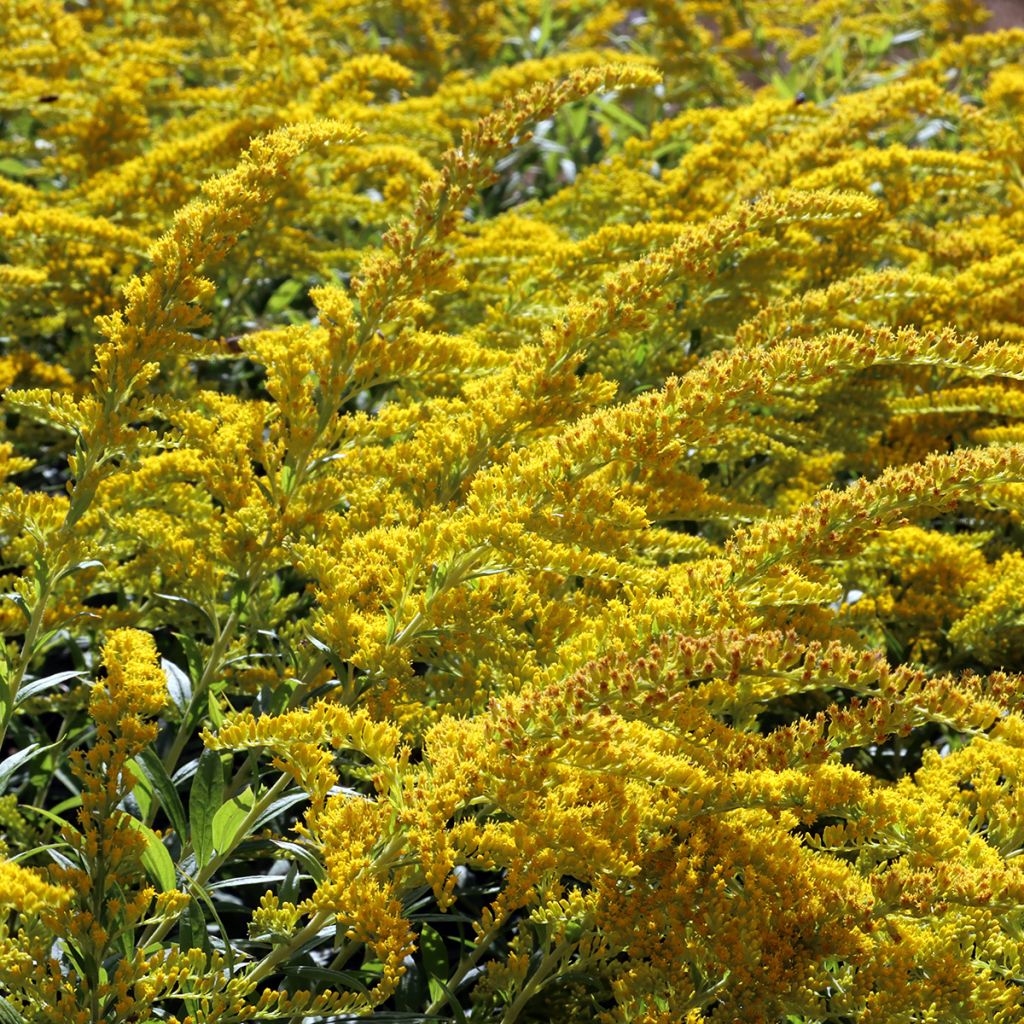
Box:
[5,0,1024,1020]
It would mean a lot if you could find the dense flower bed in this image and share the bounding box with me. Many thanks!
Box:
[4,1,1024,1021]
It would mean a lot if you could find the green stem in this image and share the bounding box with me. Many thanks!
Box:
[0,570,54,750]
[225,750,259,802]
[240,906,334,993]
[424,914,509,1018]
[210,202,275,340]
[286,940,359,1024]
[284,652,328,711]
[498,940,571,1024]
[136,772,292,954]
[162,609,240,775]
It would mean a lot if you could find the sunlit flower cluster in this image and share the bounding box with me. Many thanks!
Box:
[4,0,1024,1021]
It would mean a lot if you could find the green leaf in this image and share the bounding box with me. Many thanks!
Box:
[0,158,32,180]
[207,689,225,729]
[591,96,647,137]
[826,44,845,80]
[420,924,449,979]
[157,595,215,629]
[427,975,469,1024]
[269,839,326,882]
[287,965,374,994]
[207,872,286,891]
[190,750,224,869]
[53,559,104,584]
[124,816,176,892]
[265,278,305,314]
[420,924,451,1008]
[0,741,58,793]
[252,791,306,831]
[135,748,188,838]
[279,859,301,902]
[22,802,74,831]
[15,670,81,706]
[563,101,590,142]
[181,897,210,954]
[891,28,923,46]
[306,631,348,680]
[0,592,29,625]
[162,657,192,713]
[536,0,554,53]
[129,765,153,820]
[0,994,27,1024]
[173,630,206,680]
[211,786,255,857]
[770,72,798,100]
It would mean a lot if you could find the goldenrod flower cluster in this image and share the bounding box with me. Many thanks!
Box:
[5,0,1024,1021]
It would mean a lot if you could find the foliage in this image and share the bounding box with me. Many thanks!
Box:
[3,0,1024,1021]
